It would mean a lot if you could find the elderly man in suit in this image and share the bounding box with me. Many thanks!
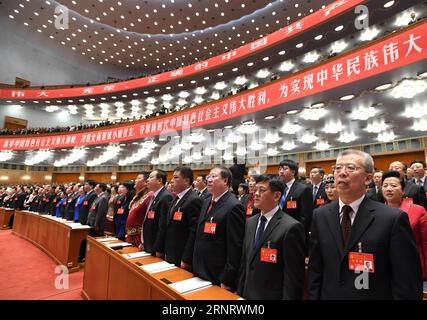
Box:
[155,166,202,269]
[238,174,306,300]
[192,166,245,291]
[87,183,109,237]
[143,169,173,254]
[195,174,211,200]
[308,149,422,299]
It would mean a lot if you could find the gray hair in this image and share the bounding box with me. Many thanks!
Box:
[336,149,374,173]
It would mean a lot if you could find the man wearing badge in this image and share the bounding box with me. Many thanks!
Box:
[308,149,422,299]
[192,166,245,292]
[238,174,306,300]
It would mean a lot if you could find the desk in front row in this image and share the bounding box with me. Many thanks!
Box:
[12,210,91,272]
[82,236,241,300]
[0,208,14,229]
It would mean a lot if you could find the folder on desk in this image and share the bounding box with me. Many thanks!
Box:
[168,277,212,294]
[106,242,133,249]
[97,237,118,242]
[123,251,151,259]
[141,261,177,274]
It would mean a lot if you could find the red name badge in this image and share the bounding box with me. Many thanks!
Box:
[316,198,325,206]
[286,200,297,209]
[63,202,67,206]
[246,207,253,216]
[91,205,96,210]
[204,222,217,234]
[83,201,88,206]
[260,248,278,263]
[348,252,375,273]
[173,211,183,221]
[53,199,57,203]
[403,197,414,204]
[147,211,155,219]
[117,208,124,214]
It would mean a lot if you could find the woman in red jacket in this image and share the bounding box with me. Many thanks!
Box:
[382,170,427,280]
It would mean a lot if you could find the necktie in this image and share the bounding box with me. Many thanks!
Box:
[341,205,352,246]
[253,215,267,249]
[279,185,288,210]
[313,185,318,201]
[207,200,216,214]
[168,196,179,221]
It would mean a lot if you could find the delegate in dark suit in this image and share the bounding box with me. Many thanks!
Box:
[157,189,202,266]
[311,182,328,210]
[142,187,173,254]
[79,190,97,225]
[281,181,314,236]
[65,192,79,221]
[198,188,211,201]
[308,197,423,299]
[192,191,245,289]
[87,192,109,237]
[366,186,385,203]
[238,209,306,300]
[405,180,427,210]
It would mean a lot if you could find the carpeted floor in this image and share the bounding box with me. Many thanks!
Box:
[0,229,83,300]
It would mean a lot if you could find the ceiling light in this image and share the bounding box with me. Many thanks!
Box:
[278,50,286,55]
[331,40,348,53]
[281,122,301,134]
[264,115,275,120]
[178,91,190,98]
[256,69,270,79]
[247,62,254,67]
[300,132,318,144]
[302,51,320,63]
[227,132,243,143]
[389,79,427,99]
[281,141,296,150]
[359,26,380,41]
[322,120,344,134]
[315,141,330,150]
[238,123,258,134]
[418,71,427,78]
[351,105,378,120]
[314,35,323,41]
[214,82,227,90]
[232,67,238,72]
[267,148,279,156]
[338,132,357,143]
[0,151,13,162]
[412,117,427,131]
[262,56,269,61]
[374,83,393,91]
[45,105,59,112]
[300,107,327,120]
[340,94,355,101]
[384,1,395,8]
[296,43,304,48]
[279,61,294,72]
[402,104,427,118]
[265,132,281,144]
[377,130,396,142]
[224,125,233,129]
[195,87,207,95]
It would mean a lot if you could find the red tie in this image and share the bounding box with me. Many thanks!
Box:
[207,200,216,213]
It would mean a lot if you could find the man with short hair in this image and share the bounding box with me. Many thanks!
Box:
[142,169,173,254]
[192,166,245,291]
[366,170,384,203]
[389,161,427,210]
[310,167,327,209]
[87,183,109,237]
[308,150,422,299]
[238,174,306,300]
[410,160,427,190]
[79,180,97,225]
[156,167,202,269]
[195,174,210,200]
[278,159,313,244]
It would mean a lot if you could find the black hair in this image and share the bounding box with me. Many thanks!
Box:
[410,160,426,168]
[256,174,285,197]
[311,166,325,175]
[382,170,405,190]
[138,171,150,181]
[238,183,249,193]
[212,166,233,187]
[197,174,207,184]
[174,166,194,185]
[97,183,107,192]
[279,159,299,177]
[154,169,168,185]
[85,180,97,188]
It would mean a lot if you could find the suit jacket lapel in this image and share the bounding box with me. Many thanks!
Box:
[168,189,191,224]
[343,197,375,257]
[249,209,282,264]
[286,182,298,201]
[205,192,228,220]
[325,201,344,255]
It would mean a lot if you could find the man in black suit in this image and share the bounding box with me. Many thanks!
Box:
[308,149,422,299]
[195,174,211,200]
[366,170,385,203]
[309,167,328,209]
[155,167,202,269]
[79,180,97,225]
[87,183,109,237]
[65,184,80,221]
[238,183,251,209]
[238,174,306,300]
[409,160,427,190]
[389,161,427,210]
[143,169,173,254]
[192,166,245,291]
[278,159,313,242]
[13,186,28,210]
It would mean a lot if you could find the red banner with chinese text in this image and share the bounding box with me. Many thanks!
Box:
[0,0,366,100]
[1,21,426,151]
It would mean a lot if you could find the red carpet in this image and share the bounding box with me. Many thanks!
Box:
[0,230,83,300]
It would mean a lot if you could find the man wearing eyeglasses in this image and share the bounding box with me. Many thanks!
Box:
[238,174,306,300]
[308,149,422,299]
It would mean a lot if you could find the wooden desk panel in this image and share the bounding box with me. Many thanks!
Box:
[1,208,14,229]
[82,236,240,300]
[12,211,90,272]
